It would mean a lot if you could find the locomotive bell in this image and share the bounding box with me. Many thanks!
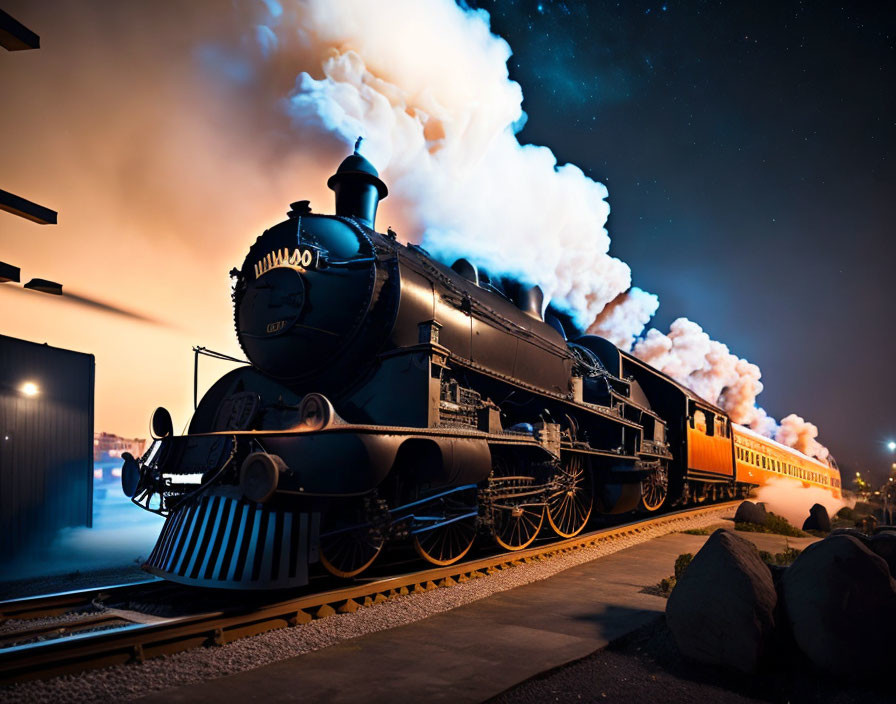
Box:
[327,139,388,229]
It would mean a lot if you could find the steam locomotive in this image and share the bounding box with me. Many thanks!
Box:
[122,144,840,589]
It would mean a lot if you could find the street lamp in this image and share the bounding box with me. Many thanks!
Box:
[19,381,39,397]
[885,443,896,524]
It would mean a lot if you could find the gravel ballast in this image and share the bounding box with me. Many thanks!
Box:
[3,506,734,704]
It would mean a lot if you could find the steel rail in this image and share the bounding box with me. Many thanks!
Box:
[0,501,737,685]
[0,579,162,622]
[0,614,133,648]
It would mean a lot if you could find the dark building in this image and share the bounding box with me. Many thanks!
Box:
[0,334,94,562]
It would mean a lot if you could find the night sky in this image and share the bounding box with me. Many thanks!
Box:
[468,0,896,481]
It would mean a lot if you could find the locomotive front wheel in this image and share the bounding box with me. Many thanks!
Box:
[319,498,384,579]
[412,488,478,566]
[546,455,593,538]
[639,462,669,513]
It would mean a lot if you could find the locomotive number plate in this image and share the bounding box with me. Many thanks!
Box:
[254,245,321,279]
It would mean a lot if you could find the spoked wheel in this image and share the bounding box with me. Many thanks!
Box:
[487,456,544,551]
[319,496,385,578]
[546,454,593,538]
[639,462,669,513]
[412,487,478,566]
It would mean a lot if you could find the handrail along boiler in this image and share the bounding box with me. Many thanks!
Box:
[122,145,840,589]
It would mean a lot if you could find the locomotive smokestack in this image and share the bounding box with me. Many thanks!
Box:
[327,138,388,229]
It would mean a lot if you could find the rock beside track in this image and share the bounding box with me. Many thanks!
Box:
[666,529,776,674]
[801,503,831,533]
[869,531,896,577]
[734,501,768,526]
[780,534,896,673]
[828,527,870,544]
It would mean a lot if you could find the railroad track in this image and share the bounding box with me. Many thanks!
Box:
[0,579,162,622]
[0,501,737,685]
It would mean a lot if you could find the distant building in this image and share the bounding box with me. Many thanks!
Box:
[0,334,94,561]
[93,432,146,484]
[94,432,145,462]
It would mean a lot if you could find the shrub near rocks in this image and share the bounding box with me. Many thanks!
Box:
[737,512,807,538]
[780,535,896,674]
[666,529,777,674]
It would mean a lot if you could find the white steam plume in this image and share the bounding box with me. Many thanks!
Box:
[753,476,850,527]
[241,1,831,461]
[587,288,659,351]
[0,1,832,480]
[775,414,830,461]
[251,0,635,328]
[632,318,829,461]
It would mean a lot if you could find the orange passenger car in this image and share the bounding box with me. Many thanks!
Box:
[732,424,841,499]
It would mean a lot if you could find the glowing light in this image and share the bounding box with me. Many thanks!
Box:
[20,381,39,397]
[888,440,896,452]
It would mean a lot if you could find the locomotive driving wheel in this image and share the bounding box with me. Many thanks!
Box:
[546,454,593,538]
[319,496,385,578]
[639,461,669,512]
[412,487,478,566]
[487,455,545,551]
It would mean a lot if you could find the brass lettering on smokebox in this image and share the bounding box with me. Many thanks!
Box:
[254,246,320,279]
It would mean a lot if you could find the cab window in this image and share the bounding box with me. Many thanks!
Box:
[715,416,727,437]
[693,409,707,433]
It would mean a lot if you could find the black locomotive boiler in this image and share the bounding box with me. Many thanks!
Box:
[122,145,677,590]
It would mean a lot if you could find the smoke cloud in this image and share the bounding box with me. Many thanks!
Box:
[775,414,830,461]
[753,476,850,528]
[241,0,634,328]
[1,0,829,464]
[631,318,829,460]
[587,288,659,351]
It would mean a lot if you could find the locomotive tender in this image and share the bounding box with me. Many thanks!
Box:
[122,145,840,589]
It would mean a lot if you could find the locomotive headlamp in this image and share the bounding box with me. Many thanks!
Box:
[19,381,39,396]
[121,452,141,498]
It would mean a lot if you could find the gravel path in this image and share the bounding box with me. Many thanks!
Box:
[3,506,734,704]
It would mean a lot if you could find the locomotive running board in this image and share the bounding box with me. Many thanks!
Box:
[143,495,319,590]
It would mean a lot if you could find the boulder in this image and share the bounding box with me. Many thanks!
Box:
[869,531,896,577]
[828,527,870,545]
[666,529,777,673]
[780,535,896,673]
[734,500,768,526]
[801,503,831,532]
